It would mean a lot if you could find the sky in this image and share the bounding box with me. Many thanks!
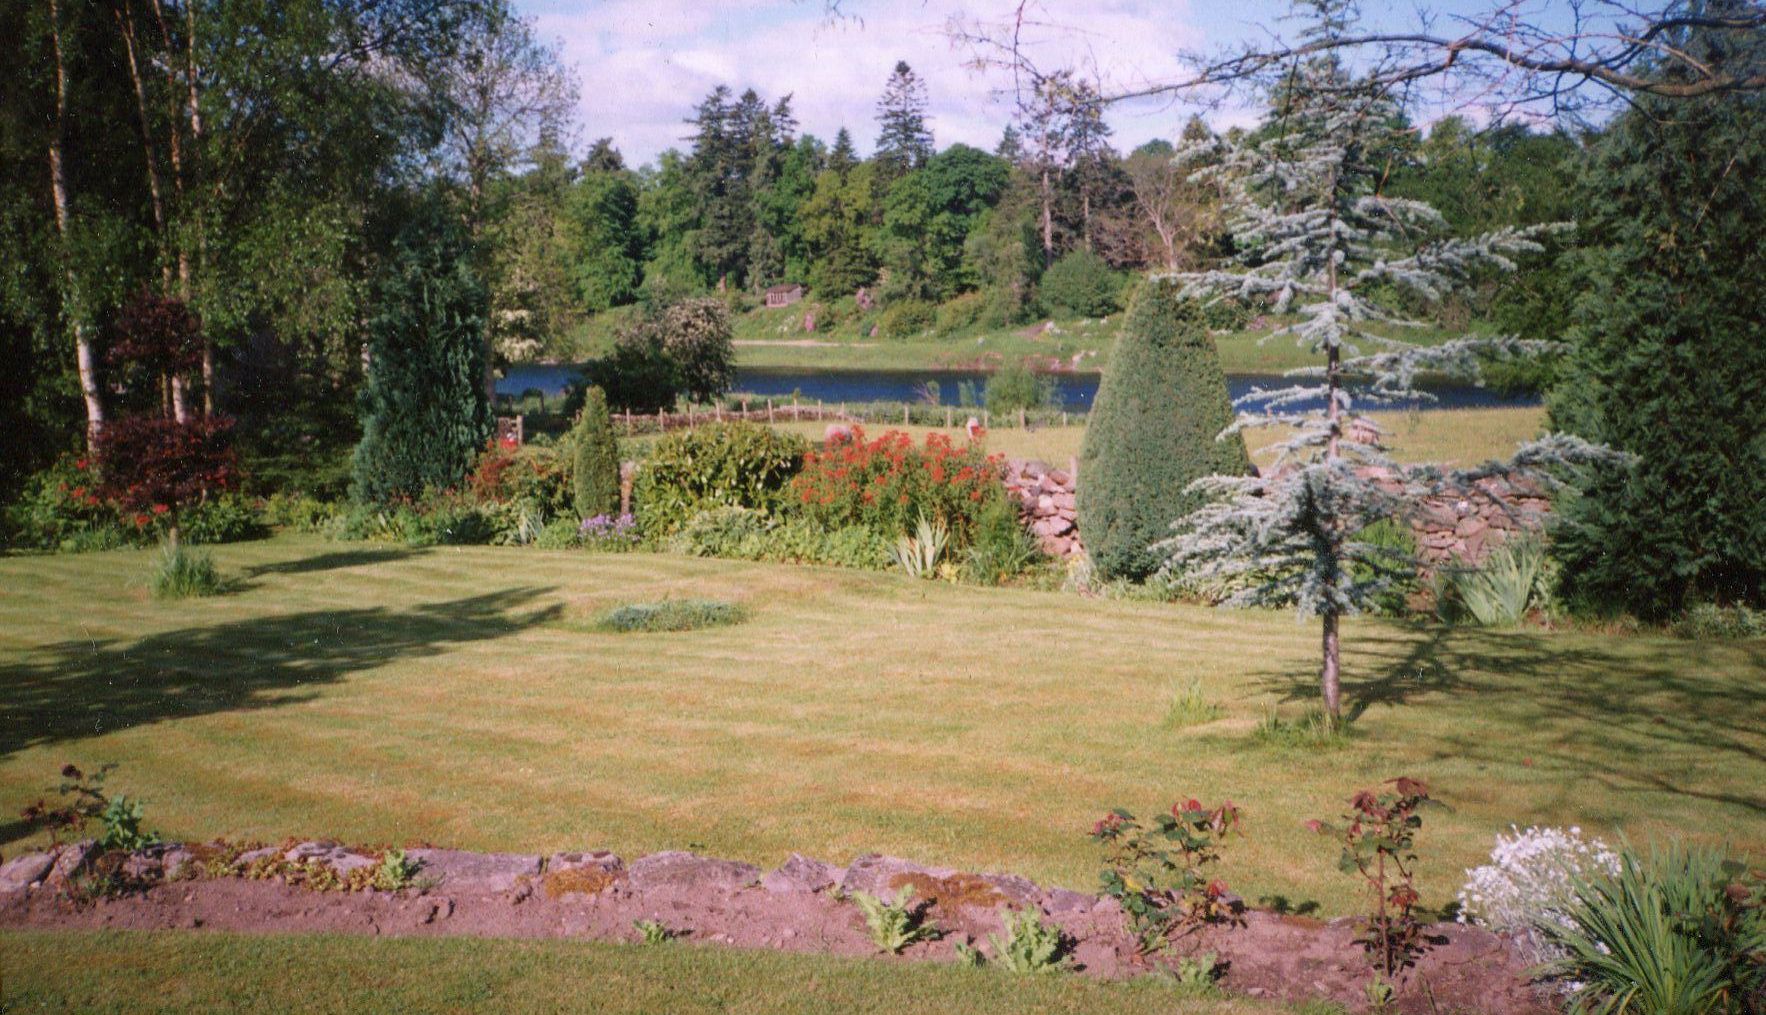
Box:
[514,0,1532,168]
[517,0,1266,166]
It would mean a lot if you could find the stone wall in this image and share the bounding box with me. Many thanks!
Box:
[1007,457,1550,569]
[1004,459,1083,559]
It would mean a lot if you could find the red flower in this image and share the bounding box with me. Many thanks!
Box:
[151,503,170,515]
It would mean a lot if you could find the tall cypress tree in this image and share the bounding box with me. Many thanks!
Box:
[1079,281,1250,580]
[351,200,491,504]
[874,61,933,182]
[572,384,620,519]
[1549,12,1766,617]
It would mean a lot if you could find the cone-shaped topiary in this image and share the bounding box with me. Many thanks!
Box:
[572,385,620,520]
[1078,280,1250,580]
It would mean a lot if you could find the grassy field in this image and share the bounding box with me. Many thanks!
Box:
[3,535,1761,920]
[0,930,1284,1014]
[766,405,1547,467]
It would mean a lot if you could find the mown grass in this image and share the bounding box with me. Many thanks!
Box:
[766,406,1547,467]
[0,930,1282,1014]
[2,534,1760,918]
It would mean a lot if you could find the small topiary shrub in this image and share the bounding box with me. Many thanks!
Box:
[878,299,935,339]
[1038,249,1124,318]
[1079,281,1251,580]
[572,385,621,520]
[633,423,808,536]
[595,599,747,633]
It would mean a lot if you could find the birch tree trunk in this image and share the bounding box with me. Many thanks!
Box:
[48,0,107,452]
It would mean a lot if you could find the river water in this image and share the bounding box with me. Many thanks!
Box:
[497,364,1539,412]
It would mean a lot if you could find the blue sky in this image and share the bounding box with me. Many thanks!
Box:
[514,1,1551,167]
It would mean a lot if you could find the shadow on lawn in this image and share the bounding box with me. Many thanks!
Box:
[0,586,561,766]
[243,547,429,578]
[1254,624,1766,814]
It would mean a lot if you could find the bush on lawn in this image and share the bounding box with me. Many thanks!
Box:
[878,299,935,339]
[934,292,987,336]
[633,423,808,536]
[596,599,747,633]
[1079,282,1251,580]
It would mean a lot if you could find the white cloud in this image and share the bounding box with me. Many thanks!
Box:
[521,0,1266,166]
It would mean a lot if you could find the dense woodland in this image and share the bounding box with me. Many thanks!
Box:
[1,0,1761,620]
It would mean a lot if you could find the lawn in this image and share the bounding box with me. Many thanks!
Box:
[3,535,1761,920]
[0,930,1284,1014]
[766,405,1548,468]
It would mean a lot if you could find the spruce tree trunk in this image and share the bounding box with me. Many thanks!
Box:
[1321,610,1341,721]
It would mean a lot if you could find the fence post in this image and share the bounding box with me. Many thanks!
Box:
[946,407,953,428]
[767,398,774,423]
[984,410,990,428]
[1019,407,1026,429]
[1062,411,1068,427]
[903,405,910,425]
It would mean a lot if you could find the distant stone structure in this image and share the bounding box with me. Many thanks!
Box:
[765,283,804,308]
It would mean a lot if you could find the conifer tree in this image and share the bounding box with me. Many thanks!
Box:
[572,385,620,520]
[1160,0,1608,722]
[874,61,933,181]
[829,128,859,175]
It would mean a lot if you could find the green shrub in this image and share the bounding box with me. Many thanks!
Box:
[1536,843,1765,1014]
[934,292,987,335]
[1038,249,1124,318]
[852,887,940,954]
[351,200,492,504]
[633,423,808,536]
[1196,297,1252,332]
[984,363,1056,417]
[1078,281,1251,580]
[150,542,224,599]
[467,444,572,517]
[878,299,935,339]
[533,517,582,549]
[1672,602,1766,640]
[672,506,770,558]
[596,599,747,633]
[261,492,340,533]
[1353,519,1420,616]
[673,508,894,571]
[572,386,621,520]
[818,525,895,570]
[1436,536,1544,626]
[180,495,264,545]
[961,495,1043,586]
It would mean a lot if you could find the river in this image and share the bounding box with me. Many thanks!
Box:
[497,364,1539,412]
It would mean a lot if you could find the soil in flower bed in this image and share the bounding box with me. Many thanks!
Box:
[0,840,1552,1013]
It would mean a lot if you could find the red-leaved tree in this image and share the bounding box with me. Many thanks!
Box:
[98,291,235,545]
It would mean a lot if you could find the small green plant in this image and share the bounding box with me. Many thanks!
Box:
[987,907,1068,974]
[1315,778,1435,980]
[890,513,949,579]
[149,541,223,598]
[594,599,747,633]
[953,940,985,967]
[633,919,674,945]
[1170,951,1222,997]
[372,849,420,892]
[1161,679,1221,729]
[1437,536,1544,626]
[1535,843,1765,1015]
[19,763,159,850]
[1251,707,1350,750]
[852,886,940,954]
[1092,798,1243,954]
[1672,602,1766,641]
[1364,974,1397,1011]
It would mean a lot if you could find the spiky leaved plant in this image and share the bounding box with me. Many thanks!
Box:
[1159,0,1610,722]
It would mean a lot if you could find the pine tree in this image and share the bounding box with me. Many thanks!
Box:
[1548,10,1766,617]
[352,200,492,504]
[874,61,933,182]
[1159,0,1607,721]
[829,127,858,176]
[1079,281,1250,580]
[572,384,620,520]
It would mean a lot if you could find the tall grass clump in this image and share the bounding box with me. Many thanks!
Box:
[1437,536,1545,627]
[1535,843,1765,1014]
[150,542,223,598]
[595,599,747,633]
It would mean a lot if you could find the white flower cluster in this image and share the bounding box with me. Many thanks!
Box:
[1457,825,1620,965]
